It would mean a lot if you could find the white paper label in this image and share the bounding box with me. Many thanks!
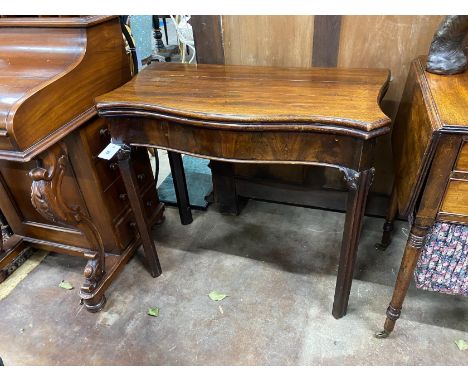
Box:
[98,143,121,160]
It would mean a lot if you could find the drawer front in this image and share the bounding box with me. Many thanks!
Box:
[84,117,112,159]
[454,141,468,172]
[113,183,160,250]
[440,179,468,216]
[94,157,121,192]
[104,176,131,221]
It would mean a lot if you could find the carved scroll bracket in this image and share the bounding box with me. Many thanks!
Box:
[338,167,375,191]
[29,144,106,306]
[116,143,132,161]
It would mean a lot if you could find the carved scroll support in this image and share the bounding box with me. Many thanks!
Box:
[338,166,375,191]
[29,144,106,312]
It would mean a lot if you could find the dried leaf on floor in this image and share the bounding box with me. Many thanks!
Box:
[147,307,160,317]
[208,291,228,301]
[455,339,468,351]
[59,280,73,290]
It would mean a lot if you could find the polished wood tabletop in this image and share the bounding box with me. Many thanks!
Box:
[423,61,468,128]
[96,62,391,135]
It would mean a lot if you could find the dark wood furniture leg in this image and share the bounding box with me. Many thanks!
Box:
[376,185,399,250]
[162,17,169,45]
[375,224,429,338]
[332,167,374,319]
[209,161,242,215]
[167,151,193,225]
[117,146,162,277]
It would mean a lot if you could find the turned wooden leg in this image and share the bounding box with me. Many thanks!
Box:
[117,145,162,278]
[167,151,193,225]
[375,224,428,338]
[332,167,374,319]
[376,185,399,251]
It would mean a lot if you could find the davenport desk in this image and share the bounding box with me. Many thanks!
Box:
[0,16,162,311]
[96,62,392,318]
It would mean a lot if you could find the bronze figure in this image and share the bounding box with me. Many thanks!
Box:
[426,15,468,75]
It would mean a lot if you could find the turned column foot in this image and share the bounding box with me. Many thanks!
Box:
[376,225,428,337]
[374,305,400,338]
[82,293,107,313]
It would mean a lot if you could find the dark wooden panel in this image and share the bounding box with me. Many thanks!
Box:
[191,15,225,64]
[222,16,314,68]
[312,15,341,67]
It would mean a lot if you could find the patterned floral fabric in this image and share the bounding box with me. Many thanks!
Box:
[415,222,468,296]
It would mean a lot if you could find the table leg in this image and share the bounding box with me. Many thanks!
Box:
[168,151,193,225]
[117,146,162,278]
[332,167,374,319]
[375,224,428,338]
[376,185,399,251]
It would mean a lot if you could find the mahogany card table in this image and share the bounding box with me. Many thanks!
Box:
[95,62,391,318]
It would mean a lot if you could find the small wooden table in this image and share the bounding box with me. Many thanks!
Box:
[96,62,391,318]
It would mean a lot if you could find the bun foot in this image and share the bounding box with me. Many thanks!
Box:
[82,294,107,313]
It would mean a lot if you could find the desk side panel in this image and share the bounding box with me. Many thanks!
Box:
[393,61,437,217]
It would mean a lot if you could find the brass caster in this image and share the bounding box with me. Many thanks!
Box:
[374,330,390,339]
[83,294,107,313]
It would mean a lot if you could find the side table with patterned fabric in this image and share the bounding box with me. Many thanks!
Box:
[376,56,468,337]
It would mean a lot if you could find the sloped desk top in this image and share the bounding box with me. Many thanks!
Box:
[0,15,130,161]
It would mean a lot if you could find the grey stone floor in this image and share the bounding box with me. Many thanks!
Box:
[0,201,466,365]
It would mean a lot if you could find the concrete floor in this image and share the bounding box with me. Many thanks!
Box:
[0,198,467,365]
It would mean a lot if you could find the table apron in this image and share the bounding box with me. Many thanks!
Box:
[107,118,374,171]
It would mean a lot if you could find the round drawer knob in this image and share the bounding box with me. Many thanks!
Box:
[119,193,128,201]
[109,162,118,170]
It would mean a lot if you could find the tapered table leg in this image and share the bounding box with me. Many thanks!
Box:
[375,224,428,338]
[332,167,374,319]
[117,146,162,277]
[168,151,193,225]
[376,185,399,251]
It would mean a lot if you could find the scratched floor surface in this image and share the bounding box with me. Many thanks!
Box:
[0,200,466,365]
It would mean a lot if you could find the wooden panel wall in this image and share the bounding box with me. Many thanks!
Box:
[338,16,443,119]
[338,16,444,193]
[192,15,444,214]
[222,16,315,68]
